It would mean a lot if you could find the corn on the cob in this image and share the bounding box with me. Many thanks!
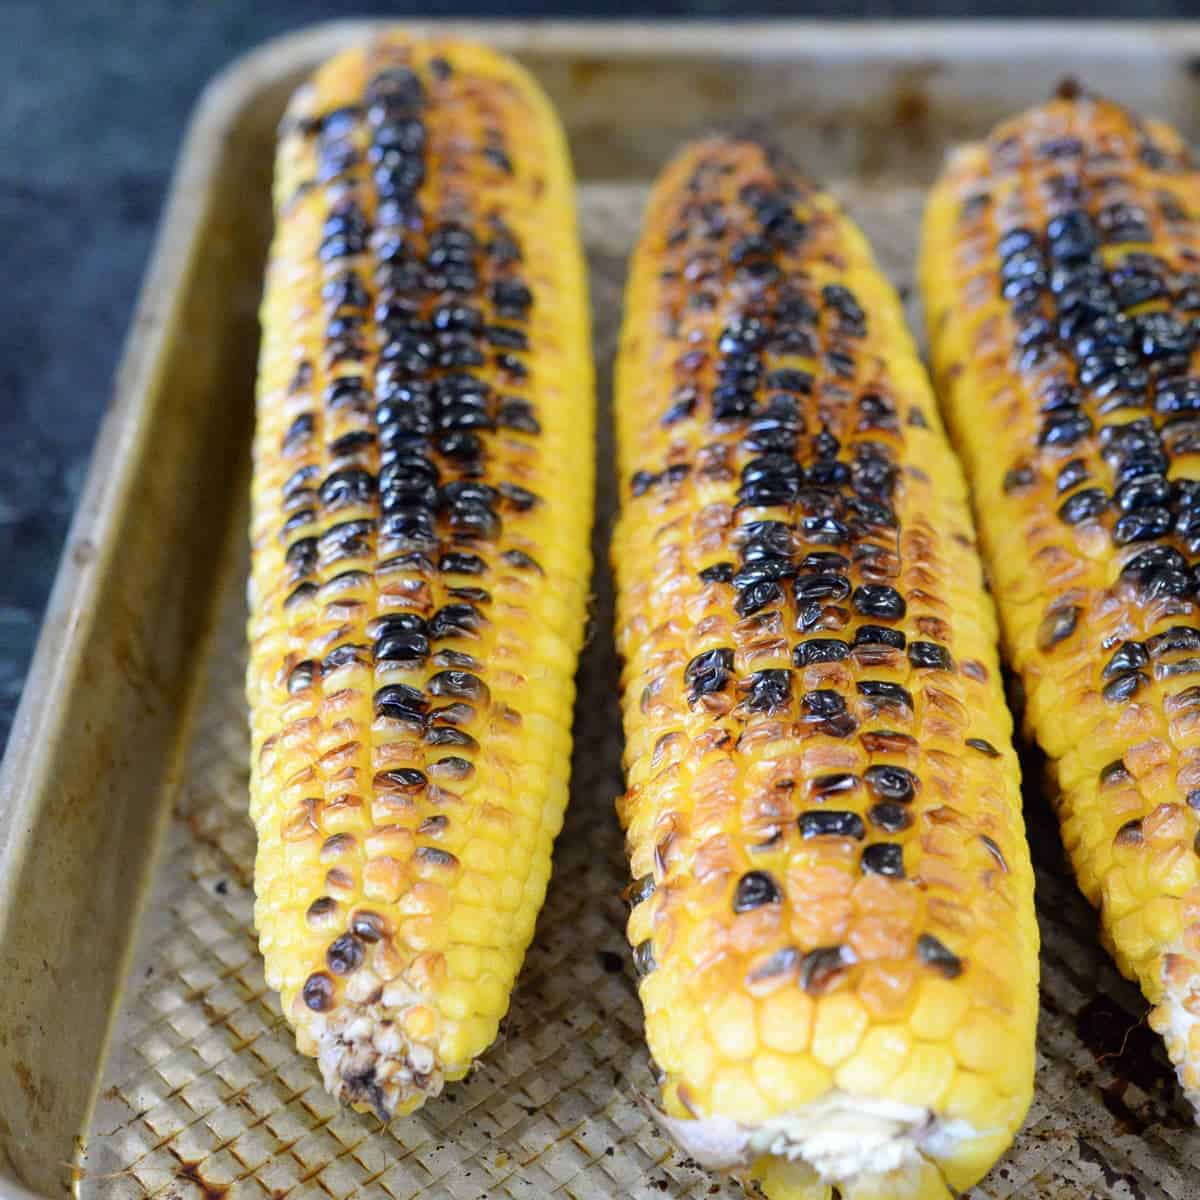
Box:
[612,137,1038,1199]
[246,36,592,1118]
[922,93,1200,1113]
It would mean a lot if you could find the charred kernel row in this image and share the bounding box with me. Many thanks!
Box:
[632,149,917,779]
[923,94,1200,1110]
[250,37,592,1118]
[980,104,1200,648]
[617,136,1037,1176]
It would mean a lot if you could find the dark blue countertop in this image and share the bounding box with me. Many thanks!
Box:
[0,0,1191,747]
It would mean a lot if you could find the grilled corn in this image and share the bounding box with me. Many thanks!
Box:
[613,137,1038,1198]
[247,36,592,1118]
[922,92,1200,1112]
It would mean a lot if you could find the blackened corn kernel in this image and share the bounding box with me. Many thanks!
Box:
[857,680,914,710]
[624,874,656,908]
[1058,487,1108,525]
[743,669,793,714]
[800,809,866,839]
[980,835,1009,872]
[810,772,859,797]
[852,585,907,621]
[917,933,963,979]
[1147,626,1200,657]
[1116,819,1145,846]
[747,946,801,984]
[306,896,337,924]
[863,764,918,803]
[793,637,850,666]
[699,561,735,584]
[861,842,905,877]
[908,641,954,671]
[793,572,851,603]
[966,737,1001,757]
[633,939,658,975]
[1103,640,1149,678]
[735,579,784,617]
[869,803,912,833]
[1103,670,1149,703]
[854,624,907,651]
[324,931,364,979]
[1100,759,1130,786]
[303,972,335,1012]
[797,549,848,573]
[1036,605,1080,651]
[428,604,483,639]
[686,648,735,700]
[733,870,782,912]
[375,684,431,722]
[803,689,847,718]
[799,945,853,994]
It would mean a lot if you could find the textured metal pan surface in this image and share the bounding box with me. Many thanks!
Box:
[7,20,1200,1199]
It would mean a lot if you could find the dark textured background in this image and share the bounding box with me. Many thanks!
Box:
[0,1,1193,747]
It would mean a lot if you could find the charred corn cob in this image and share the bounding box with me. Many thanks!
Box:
[246,36,592,1118]
[612,137,1038,1199]
[922,94,1200,1112]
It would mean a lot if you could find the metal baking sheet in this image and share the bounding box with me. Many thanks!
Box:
[6,20,1200,1200]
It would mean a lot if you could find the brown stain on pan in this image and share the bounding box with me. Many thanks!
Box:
[13,1059,55,1115]
[856,61,941,179]
[567,56,608,92]
[568,53,735,114]
[175,1162,228,1200]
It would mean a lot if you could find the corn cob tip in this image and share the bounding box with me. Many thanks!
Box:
[308,1002,444,1121]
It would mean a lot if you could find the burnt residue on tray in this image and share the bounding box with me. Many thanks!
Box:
[174,1161,228,1200]
[857,62,943,178]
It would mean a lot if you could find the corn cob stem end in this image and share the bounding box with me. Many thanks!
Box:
[1151,942,1200,1120]
[648,1093,973,1198]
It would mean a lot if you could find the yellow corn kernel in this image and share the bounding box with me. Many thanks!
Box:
[753,1053,833,1112]
[759,988,815,1055]
[811,994,870,1069]
[835,1025,912,1094]
[886,1042,957,1111]
[707,992,760,1061]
